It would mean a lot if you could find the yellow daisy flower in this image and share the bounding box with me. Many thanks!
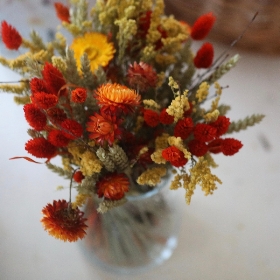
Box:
[70,32,115,72]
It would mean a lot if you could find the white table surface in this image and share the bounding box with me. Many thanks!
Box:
[0,1,280,280]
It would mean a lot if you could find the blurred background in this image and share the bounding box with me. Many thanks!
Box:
[0,0,279,279]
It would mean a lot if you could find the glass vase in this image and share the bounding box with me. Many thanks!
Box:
[81,174,182,274]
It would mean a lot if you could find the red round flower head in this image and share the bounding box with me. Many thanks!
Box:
[47,107,67,125]
[96,173,129,200]
[193,123,217,142]
[159,108,174,125]
[41,199,87,242]
[54,2,71,23]
[71,88,87,103]
[210,116,231,137]
[208,138,223,154]
[194,42,214,69]
[30,78,49,94]
[188,139,208,157]
[138,10,152,38]
[42,62,67,96]
[221,138,243,156]
[143,109,160,127]
[127,62,158,92]
[31,92,58,109]
[95,83,141,115]
[1,21,22,50]
[87,110,122,145]
[61,119,83,140]
[23,103,47,131]
[191,12,216,40]
[48,129,70,147]
[162,146,188,167]
[174,117,194,139]
[73,171,85,183]
[25,137,57,159]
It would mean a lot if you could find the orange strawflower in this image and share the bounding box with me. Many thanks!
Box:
[95,83,141,114]
[25,137,57,158]
[41,200,87,242]
[127,62,158,92]
[96,173,129,200]
[1,21,22,50]
[54,2,70,23]
[23,103,47,131]
[71,88,87,103]
[162,146,188,167]
[194,42,214,69]
[191,12,216,40]
[87,110,122,145]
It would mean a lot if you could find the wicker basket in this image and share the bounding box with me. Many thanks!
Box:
[165,0,280,55]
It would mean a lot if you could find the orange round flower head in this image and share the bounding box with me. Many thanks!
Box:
[188,139,208,157]
[210,116,231,137]
[25,137,57,159]
[47,107,67,125]
[48,129,70,147]
[30,92,58,110]
[87,110,122,146]
[174,117,194,139]
[30,77,49,94]
[71,88,87,103]
[1,21,22,50]
[191,12,216,40]
[61,119,83,140]
[41,199,88,242]
[193,123,216,142]
[54,2,70,23]
[96,173,129,200]
[194,42,214,69]
[221,138,243,156]
[95,83,141,114]
[162,146,188,167]
[73,171,85,183]
[159,108,174,125]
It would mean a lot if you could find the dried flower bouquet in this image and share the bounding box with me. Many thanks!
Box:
[0,0,264,242]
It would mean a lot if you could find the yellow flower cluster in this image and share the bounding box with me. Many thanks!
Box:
[80,150,103,176]
[137,166,167,186]
[196,82,210,103]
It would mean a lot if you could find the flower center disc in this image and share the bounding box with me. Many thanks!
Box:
[84,47,98,60]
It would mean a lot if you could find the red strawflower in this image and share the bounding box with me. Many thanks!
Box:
[96,173,129,200]
[71,88,87,103]
[1,21,22,50]
[54,2,71,23]
[47,107,67,125]
[23,103,47,131]
[95,83,141,115]
[188,139,208,157]
[143,109,160,127]
[159,108,174,125]
[194,42,214,68]
[208,138,223,154]
[48,129,70,147]
[31,92,58,109]
[210,116,231,137]
[25,137,57,158]
[61,119,83,140]
[41,199,87,242]
[221,138,243,156]
[42,62,67,96]
[127,62,158,92]
[162,146,188,167]
[191,12,216,40]
[87,111,122,145]
[174,117,194,139]
[30,78,49,94]
[193,123,217,142]
[73,171,84,183]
